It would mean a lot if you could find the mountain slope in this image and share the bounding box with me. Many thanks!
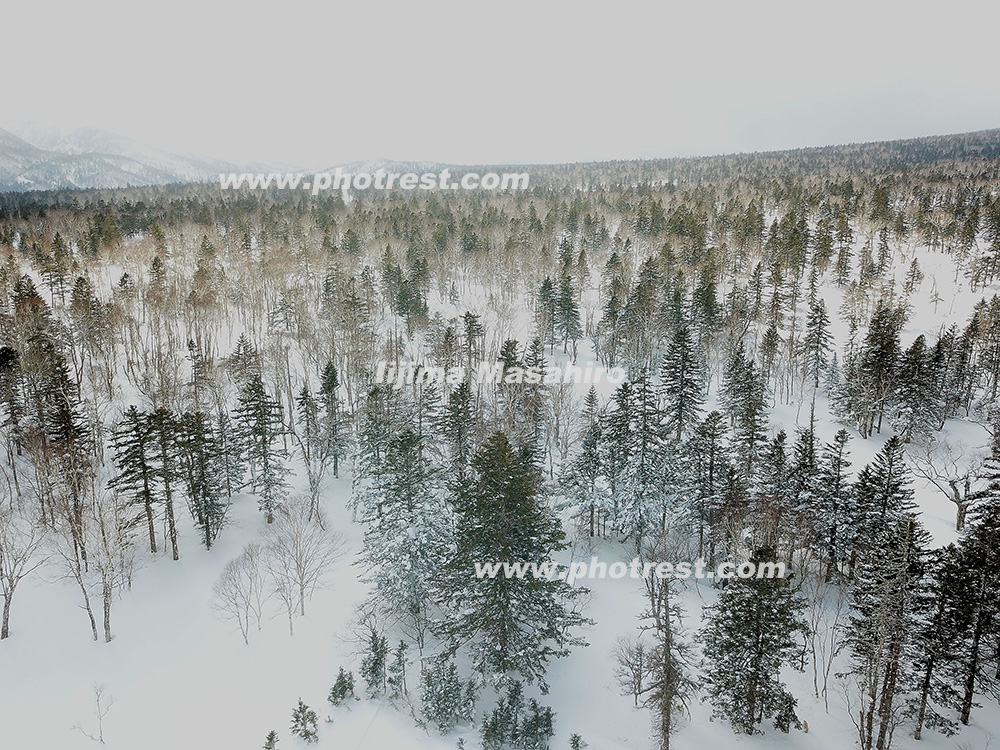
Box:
[0,125,278,192]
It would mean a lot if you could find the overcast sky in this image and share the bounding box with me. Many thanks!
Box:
[5,0,1000,168]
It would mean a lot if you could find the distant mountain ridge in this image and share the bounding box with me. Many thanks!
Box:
[317,158,454,175]
[0,124,284,192]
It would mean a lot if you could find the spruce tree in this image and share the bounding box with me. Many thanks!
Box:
[751,430,791,549]
[910,544,966,739]
[846,440,928,750]
[235,371,288,523]
[387,640,409,698]
[658,325,703,444]
[613,372,668,550]
[215,407,245,497]
[813,429,853,580]
[352,384,408,521]
[359,428,453,651]
[685,411,729,565]
[110,406,159,553]
[148,407,182,560]
[846,512,929,750]
[318,360,348,478]
[555,274,582,358]
[177,409,228,549]
[289,698,318,743]
[850,303,905,437]
[562,400,605,538]
[437,379,477,488]
[720,345,769,481]
[950,438,1000,726]
[360,626,389,697]
[440,432,588,688]
[798,297,833,399]
[700,547,806,734]
[537,277,557,350]
[419,654,478,734]
[891,335,939,441]
[328,668,356,707]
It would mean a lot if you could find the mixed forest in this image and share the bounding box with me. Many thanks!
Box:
[2,130,1000,750]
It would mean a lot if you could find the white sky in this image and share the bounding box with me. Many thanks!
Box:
[5,0,1000,168]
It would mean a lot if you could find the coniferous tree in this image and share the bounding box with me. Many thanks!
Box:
[294,382,342,519]
[615,372,668,550]
[318,360,348,478]
[520,338,549,465]
[847,437,928,750]
[177,409,228,549]
[352,383,408,521]
[289,698,318,743]
[845,303,905,437]
[891,335,939,441]
[360,626,389,697]
[110,406,159,553]
[751,430,792,550]
[437,379,477,488]
[562,389,605,537]
[720,345,769,481]
[950,435,1000,726]
[798,297,833,400]
[909,544,966,739]
[328,668,356,707]
[440,432,588,688]
[481,681,525,750]
[685,411,729,565]
[419,654,478,734]
[853,436,916,553]
[658,325,703,444]
[387,639,409,698]
[701,547,806,735]
[786,421,821,552]
[812,429,853,580]
[214,407,245,497]
[359,428,453,651]
[148,407,181,560]
[555,274,582,359]
[537,277,557,351]
[235,371,288,523]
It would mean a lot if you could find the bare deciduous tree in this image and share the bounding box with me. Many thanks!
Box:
[87,482,135,643]
[0,504,47,639]
[908,434,986,531]
[212,541,268,644]
[613,634,653,707]
[72,682,114,745]
[263,496,345,634]
[801,570,849,712]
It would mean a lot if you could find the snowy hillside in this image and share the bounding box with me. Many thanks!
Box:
[0,124,281,192]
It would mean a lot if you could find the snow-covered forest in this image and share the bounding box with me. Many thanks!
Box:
[2,129,1000,750]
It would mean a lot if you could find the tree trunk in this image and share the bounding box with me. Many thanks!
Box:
[1,592,11,639]
[914,590,947,740]
[144,495,157,554]
[103,579,113,643]
[164,483,178,561]
[960,596,986,725]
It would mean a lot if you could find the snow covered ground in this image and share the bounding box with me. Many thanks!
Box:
[2,219,999,750]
